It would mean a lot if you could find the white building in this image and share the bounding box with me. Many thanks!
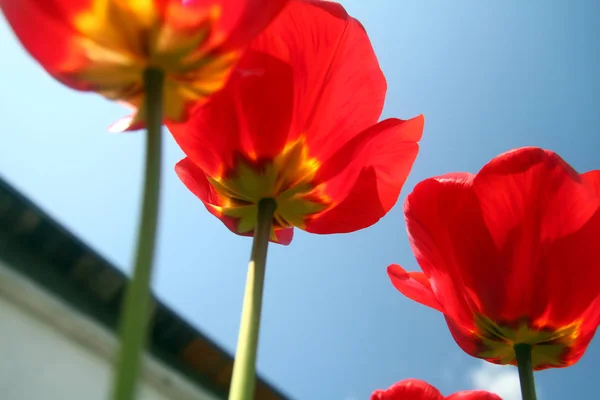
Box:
[0,178,290,400]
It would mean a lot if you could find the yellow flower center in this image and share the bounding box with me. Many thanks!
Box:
[474,314,581,368]
[67,0,238,122]
[208,137,331,238]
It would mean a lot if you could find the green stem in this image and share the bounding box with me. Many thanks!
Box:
[228,198,277,400]
[112,68,164,400]
[514,344,538,400]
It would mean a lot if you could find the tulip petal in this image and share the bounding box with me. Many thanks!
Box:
[175,157,231,218]
[0,0,91,89]
[217,0,289,50]
[474,147,600,248]
[387,265,442,312]
[249,0,387,161]
[472,147,600,321]
[551,171,600,323]
[582,170,600,196]
[168,50,294,177]
[371,379,443,400]
[304,116,423,233]
[108,113,143,133]
[402,172,497,326]
[446,391,502,400]
[566,296,600,367]
[175,157,293,245]
[539,204,600,325]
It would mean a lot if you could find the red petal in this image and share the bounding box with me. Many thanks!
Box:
[563,296,600,367]
[446,391,502,400]
[249,0,387,161]
[0,0,92,90]
[168,50,294,177]
[271,227,294,246]
[582,170,600,196]
[387,265,442,312]
[371,379,443,400]
[304,117,423,233]
[217,0,289,50]
[537,204,600,326]
[443,316,481,362]
[472,147,600,322]
[175,157,228,212]
[175,158,293,245]
[402,172,495,327]
[474,147,600,248]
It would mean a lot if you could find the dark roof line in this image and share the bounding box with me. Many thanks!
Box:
[0,176,291,400]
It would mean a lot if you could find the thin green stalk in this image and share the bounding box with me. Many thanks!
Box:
[228,198,277,400]
[112,68,164,400]
[514,344,538,400]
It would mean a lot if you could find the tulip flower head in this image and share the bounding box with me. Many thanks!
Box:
[0,0,289,130]
[371,379,502,400]
[170,0,424,245]
[389,147,600,370]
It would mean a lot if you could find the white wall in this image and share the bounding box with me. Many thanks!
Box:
[0,261,221,400]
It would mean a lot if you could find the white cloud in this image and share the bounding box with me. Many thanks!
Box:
[468,362,522,400]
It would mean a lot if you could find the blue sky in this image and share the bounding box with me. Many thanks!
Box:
[1,1,600,399]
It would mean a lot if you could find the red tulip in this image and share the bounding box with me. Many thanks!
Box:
[388,147,600,370]
[169,0,424,245]
[0,0,289,131]
[371,379,502,400]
